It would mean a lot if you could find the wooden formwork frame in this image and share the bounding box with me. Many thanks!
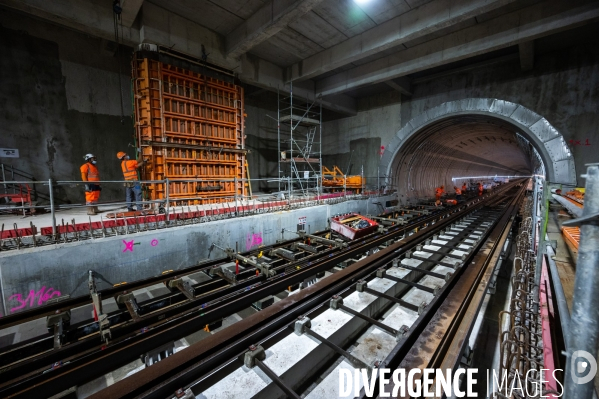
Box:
[133,54,245,206]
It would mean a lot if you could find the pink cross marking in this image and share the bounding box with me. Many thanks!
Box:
[123,240,135,252]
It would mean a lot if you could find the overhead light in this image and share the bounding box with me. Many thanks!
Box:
[354,0,372,4]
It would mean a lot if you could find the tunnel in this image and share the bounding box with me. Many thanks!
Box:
[380,99,576,201]
[1,2,598,398]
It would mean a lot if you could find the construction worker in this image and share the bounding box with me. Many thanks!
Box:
[461,182,467,195]
[81,154,101,215]
[117,152,147,212]
[478,182,484,196]
[454,186,462,201]
[435,185,445,202]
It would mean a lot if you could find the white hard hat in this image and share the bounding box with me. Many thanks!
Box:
[84,153,95,161]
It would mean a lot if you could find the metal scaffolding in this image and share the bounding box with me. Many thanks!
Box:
[277,82,322,198]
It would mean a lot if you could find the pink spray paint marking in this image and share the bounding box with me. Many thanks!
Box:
[151,239,159,247]
[123,239,135,252]
[245,233,263,250]
[8,286,62,313]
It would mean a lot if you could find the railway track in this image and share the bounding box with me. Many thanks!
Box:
[0,182,523,398]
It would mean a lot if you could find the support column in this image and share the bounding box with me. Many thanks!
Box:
[563,163,599,399]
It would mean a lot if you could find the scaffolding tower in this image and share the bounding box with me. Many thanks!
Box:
[277,83,322,198]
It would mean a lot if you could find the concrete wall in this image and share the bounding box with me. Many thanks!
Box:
[0,7,135,204]
[244,103,280,193]
[322,92,402,185]
[322,27,599,187]
[0,8,282,203]
[0,196,391,316]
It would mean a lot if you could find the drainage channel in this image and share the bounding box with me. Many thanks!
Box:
[170,208,502,398]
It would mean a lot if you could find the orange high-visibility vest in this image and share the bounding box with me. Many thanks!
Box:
[462,184,467,191]
[80,163,100,181]
[435,187,443,195]
[455,188,462,195]
[121,159,139,181]
[478,185,483,192]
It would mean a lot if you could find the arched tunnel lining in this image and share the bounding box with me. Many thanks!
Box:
[379,99,576,201]
[391,115,537,200]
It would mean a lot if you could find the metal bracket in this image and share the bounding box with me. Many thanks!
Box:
[330,295,344,310]
[294,316,311,336]
[562,212,599,227]
[144,341,175,367]
[396,325,409,341]
[244,344,266,368]
[88,270,111,343]
[116,292,141,320]
[174,388,195,399]
[356,280,367,292]
[167,277,195,300]
[46,311,71,349]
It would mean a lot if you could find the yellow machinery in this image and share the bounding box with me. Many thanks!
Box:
[322,166,364,193]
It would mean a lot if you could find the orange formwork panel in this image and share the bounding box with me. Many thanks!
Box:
[561,226,580,250]
[133,51,246,206]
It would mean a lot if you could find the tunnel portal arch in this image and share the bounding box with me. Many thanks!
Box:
[379,99,576,194]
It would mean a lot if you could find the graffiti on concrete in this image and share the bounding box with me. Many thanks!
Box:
[246,232,263,250]
[151,239,159,247]
[8,286,62,313]
[123,239,135,252]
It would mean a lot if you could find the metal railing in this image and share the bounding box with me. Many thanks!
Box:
[0,176,391,251]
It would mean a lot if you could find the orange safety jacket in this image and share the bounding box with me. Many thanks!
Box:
[435,187,444,196]
[80,163,100,181]
[478,185,484,192]
[462,185,467,192]
[455,188,462,195]
[121,159,139,181]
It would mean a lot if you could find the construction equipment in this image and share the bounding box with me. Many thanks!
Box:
[0,182,33,215]
[133,46,247,206]
[322,166,364,193]
[330,213,379,240]
[565,188,584,205]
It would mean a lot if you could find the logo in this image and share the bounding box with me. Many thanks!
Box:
[571,350,597,385]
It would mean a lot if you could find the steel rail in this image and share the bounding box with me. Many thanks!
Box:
[0,231,327,330]
[78,183,522,399]
[375,182,525,396]
[0,204,439,369]
[0,197,459,391]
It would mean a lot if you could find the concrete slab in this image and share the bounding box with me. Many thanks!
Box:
[304,360,360,399]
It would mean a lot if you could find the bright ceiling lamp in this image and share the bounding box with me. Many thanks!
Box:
[354,0,372,4]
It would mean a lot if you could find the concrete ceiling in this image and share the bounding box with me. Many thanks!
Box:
[2,0,598,116]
